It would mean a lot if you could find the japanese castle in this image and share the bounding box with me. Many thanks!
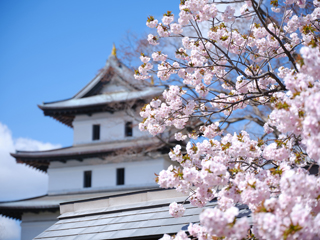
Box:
[0,47,169,238]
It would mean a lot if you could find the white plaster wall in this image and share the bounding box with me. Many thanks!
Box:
[73,112,150,145]
[48,158,167,194]
[21,211,59,240]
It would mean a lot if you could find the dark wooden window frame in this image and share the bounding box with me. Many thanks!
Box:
[125,122,132,137]
[92,124,100,140]
[116,168,125,185]
[84,171,92,188]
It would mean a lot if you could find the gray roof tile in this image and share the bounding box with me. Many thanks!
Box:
[34,201,218,239]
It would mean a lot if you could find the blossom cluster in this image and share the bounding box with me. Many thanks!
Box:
[200,207,249,239]
[137,0,320,239]
[254,169,320,239]
[169,202,186,218]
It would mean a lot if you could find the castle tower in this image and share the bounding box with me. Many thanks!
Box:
[0,48,171,240]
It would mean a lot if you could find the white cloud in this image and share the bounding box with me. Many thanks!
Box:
[14,137,61,151]
[0,122,61,240]
[0,216,20,240]
[0,122,61,201]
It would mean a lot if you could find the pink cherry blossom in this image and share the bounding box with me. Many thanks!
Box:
[137,0,320,239]
[169,202,186,218]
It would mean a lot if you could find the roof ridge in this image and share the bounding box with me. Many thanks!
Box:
[0,194,48,203]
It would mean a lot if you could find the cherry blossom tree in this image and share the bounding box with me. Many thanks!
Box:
[135,0,320,239]
[120,32,277,148]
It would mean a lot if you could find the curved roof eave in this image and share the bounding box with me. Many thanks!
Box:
[38,87,164,110]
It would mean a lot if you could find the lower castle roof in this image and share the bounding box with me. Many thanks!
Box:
[11,138,163,172]
[33,188,251,240]
[0,188,159,220]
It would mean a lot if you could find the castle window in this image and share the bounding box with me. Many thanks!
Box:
[84,171,92,188]
[92,124,100,140]
[125,122,132,137]
[116,168,125,185]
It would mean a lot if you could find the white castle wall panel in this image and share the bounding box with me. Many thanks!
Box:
[47,158,167,194]
[73,112,149,145]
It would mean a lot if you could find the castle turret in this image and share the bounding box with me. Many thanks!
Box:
[0,47,171,240]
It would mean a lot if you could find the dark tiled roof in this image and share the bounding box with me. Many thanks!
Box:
[11,138,162,172]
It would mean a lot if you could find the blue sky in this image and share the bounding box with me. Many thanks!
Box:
[0,1,179,239]
[0,0,179,147]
